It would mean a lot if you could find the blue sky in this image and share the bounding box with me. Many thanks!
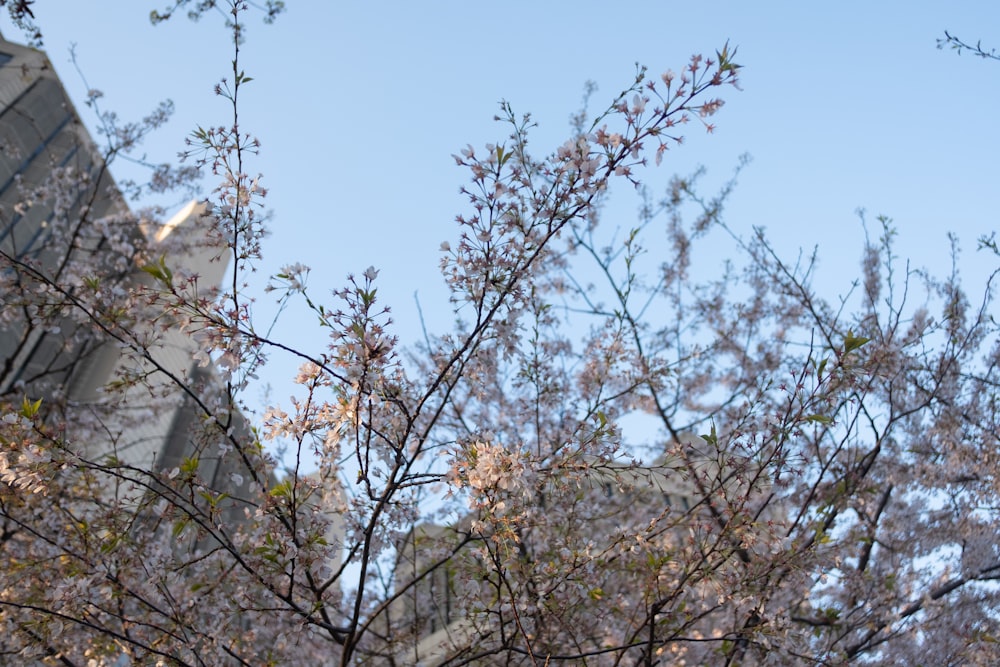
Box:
[6,2,999,431]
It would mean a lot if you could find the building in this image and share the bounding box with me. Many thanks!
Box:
[377,433,769,665]
[0,30,242,477]
[0,32,128,400]
[0,32,327,666]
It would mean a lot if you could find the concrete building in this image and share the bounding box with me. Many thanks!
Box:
[0,32,240,487]
[0,32,128,400]
[0,31,300,666]
[385,433,776,665]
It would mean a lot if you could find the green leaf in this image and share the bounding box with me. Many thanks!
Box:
[843,330,870,355]
[269,479,293,498]
[20,396,42,418]
[816,357,828,381]
[805,414,834,425]
[180,456,200,475]
[141,254,173,288]
[700,422,718,447]
[716,41,742,73]
[100,533,122,554]
[172,519,189,539]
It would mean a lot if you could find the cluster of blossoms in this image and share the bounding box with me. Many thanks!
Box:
[446,436,527,503]
[0,409,50,495]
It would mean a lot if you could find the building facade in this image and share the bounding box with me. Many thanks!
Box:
[382,433,760,665]
[0,33,127,400]
[0,32,239,490]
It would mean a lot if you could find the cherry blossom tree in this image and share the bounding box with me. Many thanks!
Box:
[1,3,999,666]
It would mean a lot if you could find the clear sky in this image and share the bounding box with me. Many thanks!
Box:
[5,2,999,444]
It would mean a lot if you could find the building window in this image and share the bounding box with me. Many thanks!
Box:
[0,52,11,67]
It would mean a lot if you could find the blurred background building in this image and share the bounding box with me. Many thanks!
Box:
[0,32,239,487]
